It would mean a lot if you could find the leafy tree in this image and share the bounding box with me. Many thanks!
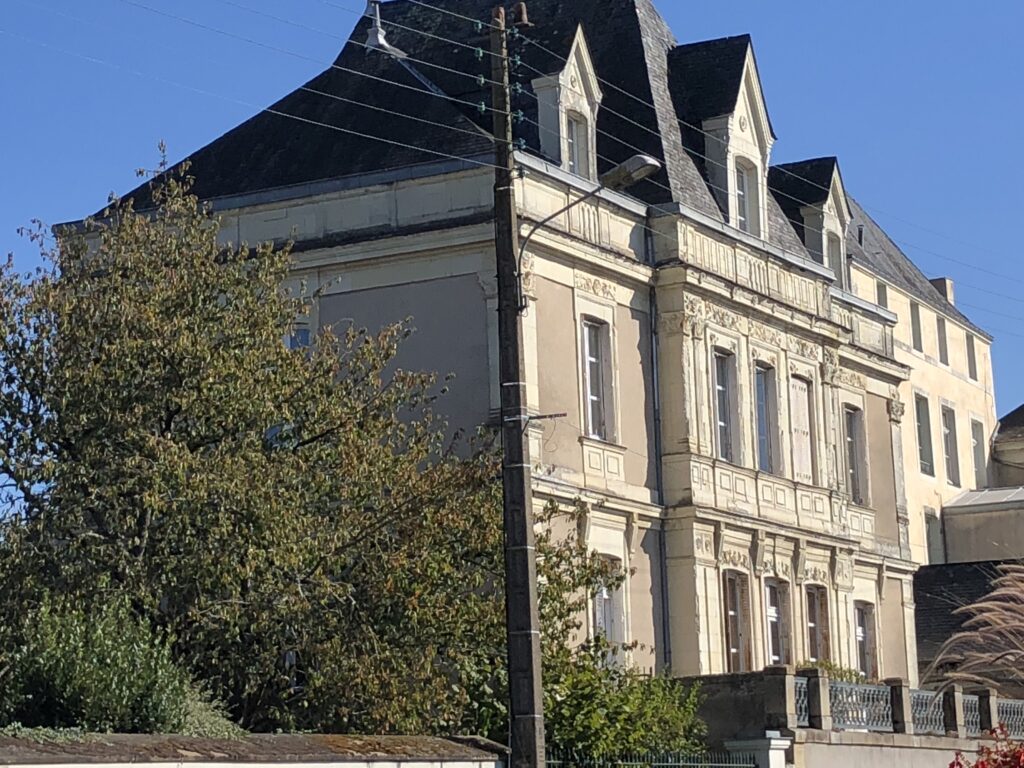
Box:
[0,163,701,747]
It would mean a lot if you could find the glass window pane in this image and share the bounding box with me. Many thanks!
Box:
[915,395,934,476]
[972,420,987,489]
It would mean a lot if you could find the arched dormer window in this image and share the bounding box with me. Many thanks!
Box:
[734,157,760,237]
[566,112,590,179]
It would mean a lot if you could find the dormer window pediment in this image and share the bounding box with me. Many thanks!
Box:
[695,44,775,236]
[531,26,603,179]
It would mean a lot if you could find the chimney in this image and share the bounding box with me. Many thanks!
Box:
[930,277,955,305]
[512,2,533,27]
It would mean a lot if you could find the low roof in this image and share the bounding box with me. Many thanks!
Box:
[997,403,1024,441]
[0,735,501,765]
[944,487,1024,511]
[914,560,1008,668]
[845,198,990,339]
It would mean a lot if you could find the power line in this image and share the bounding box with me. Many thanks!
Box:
[8,6,1009,342]
[111,0,514,116]
[206,0,506,89]
[501,24,1024,285]
[0,28,504,173]
[117,0,1024,291]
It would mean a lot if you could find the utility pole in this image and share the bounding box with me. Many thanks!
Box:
[490,7,546,768]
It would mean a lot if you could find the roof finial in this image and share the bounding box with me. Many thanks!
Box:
[512,2,533,27]
[364,0,408,59]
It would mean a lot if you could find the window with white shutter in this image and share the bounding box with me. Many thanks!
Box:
[790,376,815,485]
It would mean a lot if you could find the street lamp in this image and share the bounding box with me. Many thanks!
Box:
[516,153,662,311]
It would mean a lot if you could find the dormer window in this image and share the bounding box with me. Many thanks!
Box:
[567,113,589,179]
[531,26,603,181]
[736,165,751,233]
[733,158,761,236]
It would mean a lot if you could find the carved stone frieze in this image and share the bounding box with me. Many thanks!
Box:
[683,296,707,335]
[721,547,752,571]
[709,305,740,331]
[749,322,783,348]
[804,563,831,585]
[521,253,537,299]
[575,274,616,301]
[835,368,867,390]
[790,337,821,362]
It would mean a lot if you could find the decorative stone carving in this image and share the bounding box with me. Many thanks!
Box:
[821,349,840,384]
[752,531,767,573]
[658,311,686,334]
[804,563,831,585]
[477,273,498,299]
[625,511,639,557]
[790,337,821,362]
[709,306,740,331]
[575,274,616,301]
[888,397,906,424]
[576,503,591,545]
[521,253,537,299]
[683,295,707,336]
[832,552,854,590]
[836,368,867,390]
[750,322,783,348]
[694,530,714,560]
[721,548,752,571]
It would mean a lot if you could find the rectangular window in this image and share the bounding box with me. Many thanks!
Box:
[942,406,961,487]
[567,115,587,178]
[593,557,624,647]
[972,419,987,489]
[765,580,791,666]
[937,317,949,365]
[910,302,923,352]
[723,571,751,672]
[925,508,945,564]
[285,325,311,350]
[967,333,978,380]
[755,364,777,474]
[735,166,750,233]
[854,602,877,678]
[582,319,610,441]
[790,376,815,485]
[714,351,736,463]
[876,281,888,309]
[805,585,830,664]
[844,406,866,505]
[915,394,935,476]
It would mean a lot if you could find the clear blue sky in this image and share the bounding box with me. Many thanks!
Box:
[3,0,1023,413]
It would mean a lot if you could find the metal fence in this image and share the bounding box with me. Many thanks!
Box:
[964,694,981,738]
[998,699,1024,738]
[910,690,945,736]
[829,681,893,732]
[795,676,810,727]
[546,750,756,768]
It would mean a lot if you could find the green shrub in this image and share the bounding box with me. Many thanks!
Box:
[0,597,238,736]
[544,643,705,757]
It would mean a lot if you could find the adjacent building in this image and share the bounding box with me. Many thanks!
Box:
[116,0,998,686]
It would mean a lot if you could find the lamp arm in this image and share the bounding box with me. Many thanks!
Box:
[516,184,604,311]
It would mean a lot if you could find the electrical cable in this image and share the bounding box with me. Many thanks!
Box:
[0,27,505,173]
[110,0,515,116]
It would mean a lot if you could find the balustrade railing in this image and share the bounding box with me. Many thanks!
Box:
[998,699,1024,738]
[795,676,810,728]
[911,690,945,736]
[964,695,981,738]
[829,681,893,732]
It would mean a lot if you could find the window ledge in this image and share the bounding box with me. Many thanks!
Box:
[579,436,626,487]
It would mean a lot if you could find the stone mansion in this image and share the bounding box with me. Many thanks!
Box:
[118,0,997,685]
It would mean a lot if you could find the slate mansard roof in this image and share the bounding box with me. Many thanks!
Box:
[113,0,988,334]
[127,0,720,220]
[844,198,989,338]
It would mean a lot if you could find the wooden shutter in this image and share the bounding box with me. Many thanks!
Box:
[790,377,814,485]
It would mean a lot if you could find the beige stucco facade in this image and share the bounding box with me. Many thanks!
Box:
[847,264,997,565]
[177,17,1006,690]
